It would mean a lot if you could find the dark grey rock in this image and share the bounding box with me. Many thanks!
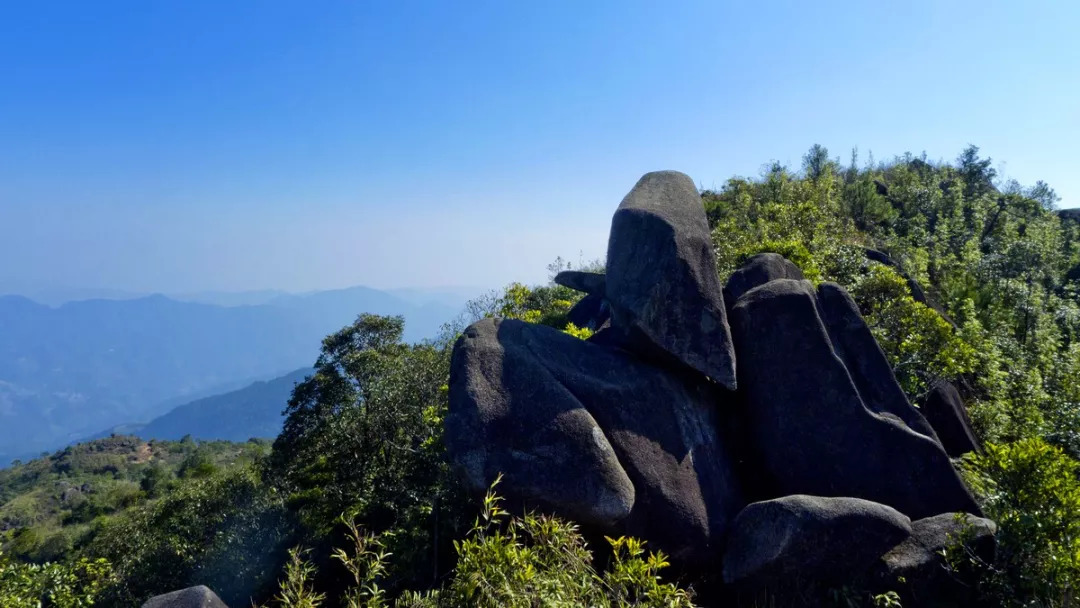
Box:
[447,317,744,561]
[873,513,997,607]
[605,170,737,388]
[920,381,981,457]
[723,253,805,305]
[722,495,912,587]
[565,293,609,330]
[554,270,606,295]
[817,282,941,442]
[141,585,229,608]
[729,279,980,519]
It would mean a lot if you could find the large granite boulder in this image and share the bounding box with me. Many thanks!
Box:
[722,495,912,587]
[723,253,805,304]
[605,171,737,388]
[873,513,997,607]
[141,586,229,608]
[447,317,744,560]
[920,380,981,457]
[729,279,979,519]
[816,282,940,442]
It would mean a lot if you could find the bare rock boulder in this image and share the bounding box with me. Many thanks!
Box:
[605,171,737,388]
[447,317,744,561]
[722,495,912,587]
[728,278,979,519]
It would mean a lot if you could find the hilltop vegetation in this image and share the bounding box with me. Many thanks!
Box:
[0,435,270,564]
[3,145,1080,607]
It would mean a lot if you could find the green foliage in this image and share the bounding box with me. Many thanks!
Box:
[261,480,695,608]
[332,516,392,608]
[0,551,113,608]
[272,548,326,608]
[269,313,468,596]
[959,438,1080,606]
[439,478,693,608]
[85,463,291,606]
[850,264,976,397]
[0,435,269,563]
[563,322,594,340]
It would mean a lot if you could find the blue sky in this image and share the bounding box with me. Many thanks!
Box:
[1,0,1078,294]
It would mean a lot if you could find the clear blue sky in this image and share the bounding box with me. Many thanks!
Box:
[2,0,1077,294]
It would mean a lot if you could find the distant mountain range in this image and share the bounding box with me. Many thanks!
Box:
[0,286,475,464]
[88,367,311,444]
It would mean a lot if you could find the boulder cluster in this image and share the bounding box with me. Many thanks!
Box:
[447,171,994,604]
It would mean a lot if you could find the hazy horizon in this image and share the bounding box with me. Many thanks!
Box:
[3,0,1077,294]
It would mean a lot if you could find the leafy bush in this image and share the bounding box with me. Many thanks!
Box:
[959,438,1080,606]
[86,463,291,606]
[850,263,976,398]
[269,313,468,597]
[258,480,695,608]
[0,551,113,608]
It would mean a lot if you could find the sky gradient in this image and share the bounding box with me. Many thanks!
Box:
[2,0,1078,294]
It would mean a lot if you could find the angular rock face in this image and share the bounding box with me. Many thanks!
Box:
[921,380,981,457]
[729,279,980,519]
[722,495,912,586]
[141,585,229,608]
[816,282,941,442]
[447,317,744,560]
[722,252,805,304]
[605,171,737,388]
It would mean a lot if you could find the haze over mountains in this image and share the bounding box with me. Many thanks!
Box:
[0,284,479,464]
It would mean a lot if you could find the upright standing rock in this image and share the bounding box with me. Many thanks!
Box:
[605,171,737,388]
[920,380,981,457]
[816,282,940,442]
[729,279,979,519]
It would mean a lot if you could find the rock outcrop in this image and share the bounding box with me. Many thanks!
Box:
[447,317,743,560]
[554,270,605,295]
[920,380,981,457]
[605,171,737,388]
[141,585,229,608]
[873,513,997,606]
[722,495,912,587]
[722,252,804,304]
[729,279,979,519]
[446,170,990,593]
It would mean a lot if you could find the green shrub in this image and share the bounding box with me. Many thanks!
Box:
[0,551,113,608]
[86,464,291,606]
[959,438,1080,606]
[258,479,695,608]
[851,263,976,398]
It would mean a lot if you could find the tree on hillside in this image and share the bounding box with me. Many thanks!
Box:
[269,313,466,594]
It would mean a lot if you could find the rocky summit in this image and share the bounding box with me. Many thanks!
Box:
[445,170,992,603]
